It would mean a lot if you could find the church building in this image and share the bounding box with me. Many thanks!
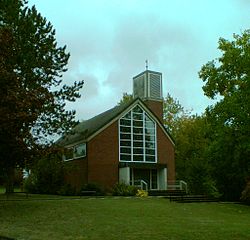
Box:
[57,70,175,192]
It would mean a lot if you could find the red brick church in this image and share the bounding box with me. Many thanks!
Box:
[57,70,175,192]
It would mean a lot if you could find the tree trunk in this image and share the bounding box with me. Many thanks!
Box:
[5,167,15,194]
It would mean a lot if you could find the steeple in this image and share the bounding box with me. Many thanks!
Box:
[133,69,163,122]
[133,70,163,101]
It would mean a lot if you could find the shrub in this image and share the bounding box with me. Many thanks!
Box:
[24,150,65,194]
[136,189,148,197]
[23,174,38,193]
[241,178,250,204]
[58,184,76,196]
[112,183,138,196]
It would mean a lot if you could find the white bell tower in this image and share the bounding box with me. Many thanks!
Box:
[133,70,163,101]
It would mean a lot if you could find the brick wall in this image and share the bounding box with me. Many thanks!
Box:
[88,121,119,191]
[157,125,175,182]
[144,100,163,123]
[64,158,88,191]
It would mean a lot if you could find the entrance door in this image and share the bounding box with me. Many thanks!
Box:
[131,169,158,190]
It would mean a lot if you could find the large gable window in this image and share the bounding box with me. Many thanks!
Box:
[119,105,157,163]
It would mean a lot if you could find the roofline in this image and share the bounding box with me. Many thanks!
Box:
[133,70,162,80]
[86,98,175,146]
[86,98,139,142]
[137,100,175,146]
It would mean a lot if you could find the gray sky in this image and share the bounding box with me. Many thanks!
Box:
[28,0,250,120]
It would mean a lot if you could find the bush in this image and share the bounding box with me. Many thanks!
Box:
[136,189,148,197]
[24,150,65,194]
[112,183,138,196]
[80,183,105,196]
[241,178,250,204]
[58,184,76,196]
[23,174,38,193]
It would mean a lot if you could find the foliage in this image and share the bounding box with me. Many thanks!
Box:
[136,189,148,197]
[175,116,219,196]
[240,177,250,204]
[24,148,65,194]
[199,30,250,200]
[112,183,138,196]
[0,0,84,193]
[163,93,190,137]
[57,184,77,196]
[117,92,133,106]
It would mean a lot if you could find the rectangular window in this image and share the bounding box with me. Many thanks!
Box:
[120,126,131,133]
[133,148,143,154]
[145,141,155,148]
[145,135,155,142]
[133,134,143,141]
[133,120,143,128]
[145,155,155,162]
[74,143,86,158]
[120,133,131,140]
[145,121,155,129]
[120,140,131,147]
[133,113,143,120]
[146,149,155,155]
[133,155,144,161]
[133,141,143,148]
[121,147,131,154]
[120,154,131,161]
[133,127,143,134]
[64,143,86,161]
[145,128,155,135]
[120,119,131,126]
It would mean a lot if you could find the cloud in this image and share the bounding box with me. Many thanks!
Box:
[29,0,250,119]
[104,14,203,95]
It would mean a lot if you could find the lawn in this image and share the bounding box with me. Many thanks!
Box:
[0,195,249,240]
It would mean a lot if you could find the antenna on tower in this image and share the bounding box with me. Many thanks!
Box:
[145,59,148,70]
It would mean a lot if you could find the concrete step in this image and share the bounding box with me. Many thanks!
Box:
[169,195,220,203]
[148,189,186,196]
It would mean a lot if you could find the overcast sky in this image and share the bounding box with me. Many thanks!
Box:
[28,0,250,120]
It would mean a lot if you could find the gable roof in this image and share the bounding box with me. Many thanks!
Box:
[56,98,174,147]
[56,98,136,146]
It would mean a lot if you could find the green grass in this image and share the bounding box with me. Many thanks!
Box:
[0,196,249,240]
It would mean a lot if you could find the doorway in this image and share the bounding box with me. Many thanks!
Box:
[130,168,158,190]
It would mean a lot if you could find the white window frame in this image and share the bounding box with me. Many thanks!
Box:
[119,105,157,163]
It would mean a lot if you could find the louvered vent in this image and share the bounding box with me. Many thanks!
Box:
[133,74,145,98]
[133,70,162,100]
[149,73,161,99]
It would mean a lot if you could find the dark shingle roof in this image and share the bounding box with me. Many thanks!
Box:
[57,99,136,146]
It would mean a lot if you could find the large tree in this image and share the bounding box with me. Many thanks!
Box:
[174,115,218,195]
[199,30,250,200]
[163,93,190,138]
[0,0,84,193]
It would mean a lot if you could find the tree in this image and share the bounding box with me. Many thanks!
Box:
[163,93,190,138]
[117,92,133,106]
[174,115,218,195]
[199,30,250,200]
[0,0,84,193]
